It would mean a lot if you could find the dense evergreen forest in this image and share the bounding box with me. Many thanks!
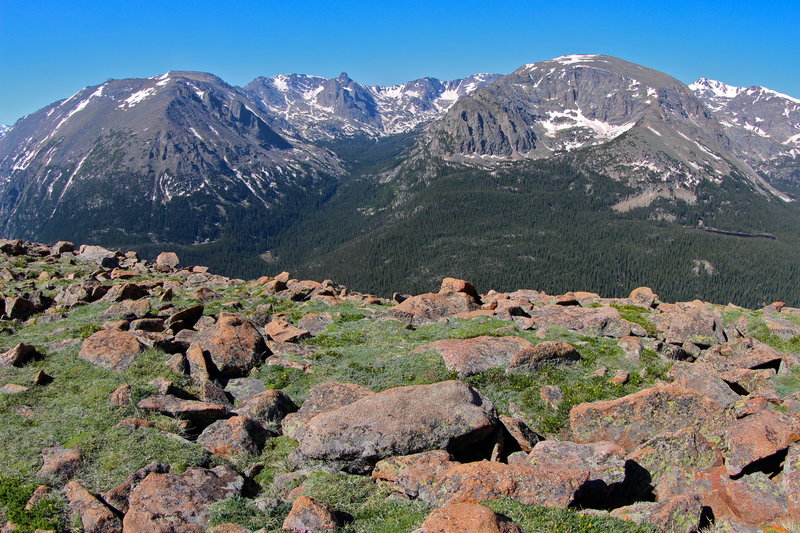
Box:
[125,134,800,308]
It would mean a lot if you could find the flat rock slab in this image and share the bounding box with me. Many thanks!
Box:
[281,381,374,440]
[522,440,626,485]
[383,292,479,326]
[79,329,144,371]
[569,383,731,452]
[292,380,498,473]
[136,394,228,423]
[521,305,632,338]
[415,336,537,376]
[426,461,589,508]
[627,427,724,485]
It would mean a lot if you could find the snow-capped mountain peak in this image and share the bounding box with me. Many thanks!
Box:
[244,72,501,140]
[689,78,745,100]
[0,125,9,139]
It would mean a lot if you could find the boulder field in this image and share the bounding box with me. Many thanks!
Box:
[0,239,798,532]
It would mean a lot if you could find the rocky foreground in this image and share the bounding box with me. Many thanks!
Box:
[0,239,799,532]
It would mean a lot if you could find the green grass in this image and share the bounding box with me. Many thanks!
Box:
[0,298,213,492]
[0,476,65,533]
[611,304,658,337]
[300,472,431,533]
[209,495,291,531]
[485,498,658,533]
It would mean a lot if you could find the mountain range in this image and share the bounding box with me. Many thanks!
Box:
[1,54,799,306]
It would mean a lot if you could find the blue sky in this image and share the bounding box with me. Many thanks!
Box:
[0,0,798,125]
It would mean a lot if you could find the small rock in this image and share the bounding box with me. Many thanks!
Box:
[499,415,542,453]
[234,389,297,427]
[192,314,267,377]
[51,241,74,255]
[123,466,242,532]
[102,462,170,514]
[31,370,53,385]
[418,502,523,533]
[628,287,658,308]
[37,446,80,479]
[610,370,629,385]
[136,394,228,424]
[224,377,266,403]
[109,384,133,406]
[540,385,563,408]
[439,277,480,301]
[292,380,498,473]
[130,318,165,332]
[417,335,538,376]
[725,410,800,477]
[0,383,29,394]
[197,416,267,459]
[115,418,155,429]
[282,381,374,440]
[265,318,310,343]
[64,480,122,533]
[610,494,703,533]
[297,313,335,335]
[373,450,456,499]
[627,427,724,485]
[570,383,731,452]
[24,485,50,511]
[0,343,43,369]
[5,296,37,320]
[282,495,339,531]
[163,305,204,332]
[427,461,589,508]
[524,440,626,486]
[155,252,179,271]
[79,330,144,371]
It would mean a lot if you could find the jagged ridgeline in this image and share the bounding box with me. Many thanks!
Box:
[1,55,799,307]
[0,240,799,532]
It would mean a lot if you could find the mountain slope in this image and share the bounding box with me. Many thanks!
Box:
[689,78,800,195]
[422,55,788,208]
[0,57,799,307]
[0,71,341,246]
[244,72,500,140]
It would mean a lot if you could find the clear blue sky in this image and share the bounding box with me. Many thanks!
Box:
[1,0,798,125]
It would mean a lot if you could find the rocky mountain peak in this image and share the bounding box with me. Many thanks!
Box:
[689,77,800,189]
[244,71,501,139]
